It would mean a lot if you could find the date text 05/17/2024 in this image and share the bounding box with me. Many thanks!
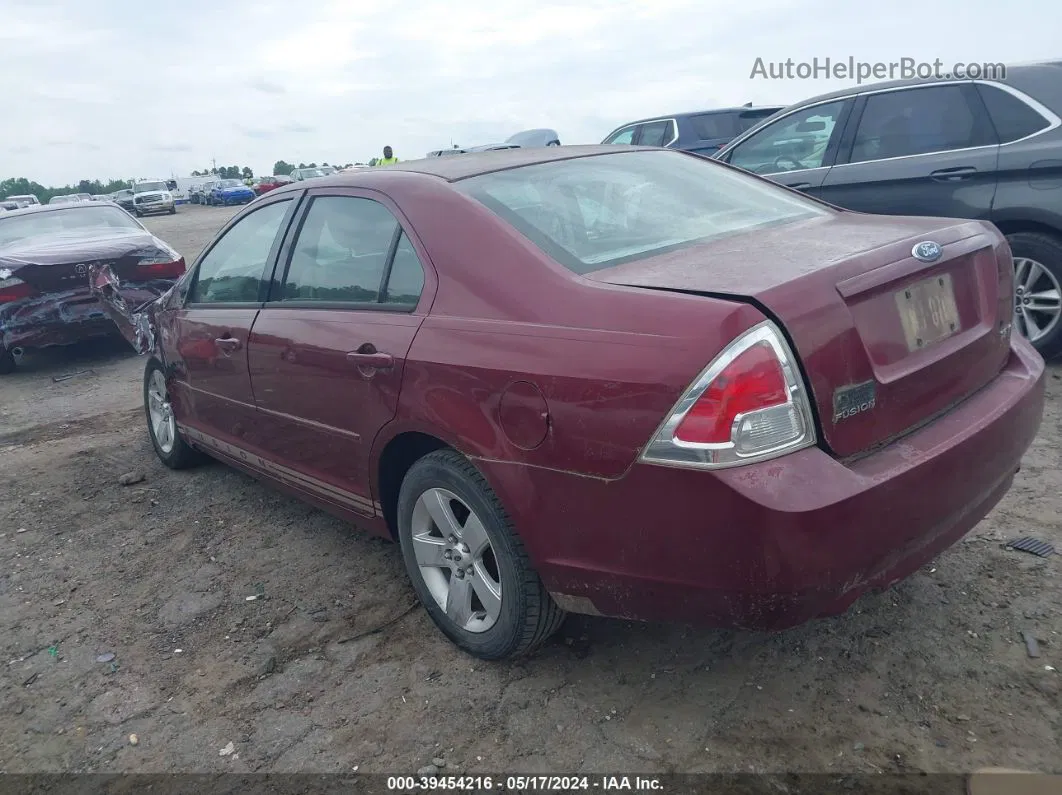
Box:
[385,775,664,791]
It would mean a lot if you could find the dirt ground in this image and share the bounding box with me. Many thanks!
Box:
[1,204,1060,776]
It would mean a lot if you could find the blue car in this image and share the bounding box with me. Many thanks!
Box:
[601,105,785,155]
[208,179,255,206]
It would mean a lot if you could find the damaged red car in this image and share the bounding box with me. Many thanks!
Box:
[0,202,185,373]
[101,146,1045,660]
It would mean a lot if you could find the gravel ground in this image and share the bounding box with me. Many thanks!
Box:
[1,204,1060,775]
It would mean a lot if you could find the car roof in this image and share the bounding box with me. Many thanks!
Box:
[270,144,658,187]
[611,105,787,128]
[774,60,1062,108]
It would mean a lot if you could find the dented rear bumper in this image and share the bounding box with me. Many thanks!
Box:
[0,280,169,352]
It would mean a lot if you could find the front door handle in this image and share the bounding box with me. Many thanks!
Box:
[786,182,813,190]
[215,337,241,352]
[930,166,977,182]
[347,351,393,368]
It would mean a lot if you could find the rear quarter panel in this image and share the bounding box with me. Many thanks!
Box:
[368,177,768,486]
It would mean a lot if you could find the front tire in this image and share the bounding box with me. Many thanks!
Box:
[397,449,565,660]
[0,348,15,375]
[168,207,176,215]
[144,360,204,469]
[1007,232,1062,359]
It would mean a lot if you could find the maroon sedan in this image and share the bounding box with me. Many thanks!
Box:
[1,202,185,373]
[110,146,1044,660]
[253,175,293,196]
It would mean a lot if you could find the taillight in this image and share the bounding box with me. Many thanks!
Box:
[134,256,186,279]
[640,321,816,469]
[0,275,36,303]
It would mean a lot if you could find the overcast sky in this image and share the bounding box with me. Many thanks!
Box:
[1,0,1057,186]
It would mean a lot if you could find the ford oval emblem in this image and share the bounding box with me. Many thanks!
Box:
[912,241,942,262]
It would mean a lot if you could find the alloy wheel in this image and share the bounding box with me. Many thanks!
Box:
[410,487,502,633]
[147,369,176,454]
[1013,257,1062,344]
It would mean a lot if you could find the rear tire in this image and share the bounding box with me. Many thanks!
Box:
[144,359,205,470]
[1006,231,1062,360]
[0,348,15,375]
[397,449,565,660]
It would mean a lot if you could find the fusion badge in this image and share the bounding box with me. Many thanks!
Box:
[833,380,877,423]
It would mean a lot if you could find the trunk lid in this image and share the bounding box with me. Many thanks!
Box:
[0,230,172,295]
[586,212,1014,458]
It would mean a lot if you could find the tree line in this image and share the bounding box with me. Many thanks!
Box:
[1,176,132,205]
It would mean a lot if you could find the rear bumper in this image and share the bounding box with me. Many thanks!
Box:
[1,282,174,351]
[482,336,1045,629]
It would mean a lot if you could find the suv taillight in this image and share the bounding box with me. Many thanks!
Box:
[0,275,36,303]
[640,321,816,469]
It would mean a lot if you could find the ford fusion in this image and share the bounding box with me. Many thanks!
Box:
[0,202,185,373]
[115,146,1044,660]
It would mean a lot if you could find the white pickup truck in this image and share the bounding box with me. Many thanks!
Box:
[130,179,177,217]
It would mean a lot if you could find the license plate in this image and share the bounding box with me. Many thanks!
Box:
[895,273,961,352]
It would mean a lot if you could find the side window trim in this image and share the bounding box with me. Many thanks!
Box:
[831,85,999,168]
[183,194,300,309]
[265,190,423,314]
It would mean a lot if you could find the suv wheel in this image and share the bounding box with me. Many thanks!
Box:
[397,450,565,660]
[1007,232,1062,359]
[0,348,15,375]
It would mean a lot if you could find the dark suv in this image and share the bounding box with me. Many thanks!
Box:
[716,61,1062,358]
[601,105,785,155]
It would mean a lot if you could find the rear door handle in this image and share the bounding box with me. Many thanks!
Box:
[214,337,241,352]
[786,182,813,190]
[346,351,394,369]
[930,166,977,182]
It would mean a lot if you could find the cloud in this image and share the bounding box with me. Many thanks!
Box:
[248,77,286,95]
[0,0,1058,185]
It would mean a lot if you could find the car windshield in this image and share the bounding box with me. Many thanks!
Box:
[458,150,829,274]
[115,190,133,197]
[218,179,242,188]
[135,182,168,193]
[6,195,36,203]
[297,168,330,178]
[0,206,142,247]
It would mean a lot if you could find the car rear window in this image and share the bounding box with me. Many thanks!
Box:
[0,206,141,247]
[689,112,737,140]
[737,108,782,132]
[458,150,828,274]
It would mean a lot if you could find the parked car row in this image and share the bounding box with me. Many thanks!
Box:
[188,179,256,206]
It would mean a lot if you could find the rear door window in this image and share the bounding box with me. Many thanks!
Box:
[848,85,984,163]
[280,197,397,303]
[276,196,426,309]
[975,83,1052,143]
[636,120,675,147]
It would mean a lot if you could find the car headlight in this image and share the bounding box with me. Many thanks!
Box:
[162,192,172,201]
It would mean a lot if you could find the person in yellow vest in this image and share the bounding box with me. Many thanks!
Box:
[377,146,399,165]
